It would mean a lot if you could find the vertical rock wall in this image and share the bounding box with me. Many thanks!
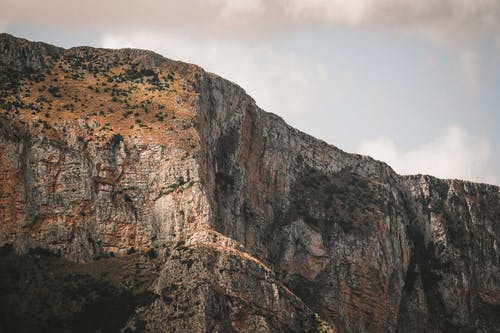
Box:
[0,33,499,332]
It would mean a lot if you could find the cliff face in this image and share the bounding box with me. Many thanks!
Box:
[398,176,500,332]
[0,33,498,333]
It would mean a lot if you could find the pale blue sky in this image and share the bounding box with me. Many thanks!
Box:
[2,1,499,185]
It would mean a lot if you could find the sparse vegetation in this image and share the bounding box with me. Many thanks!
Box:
[286,168,389,234]
[48,85,61,97]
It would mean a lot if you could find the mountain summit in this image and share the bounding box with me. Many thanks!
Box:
[0,33,499,332]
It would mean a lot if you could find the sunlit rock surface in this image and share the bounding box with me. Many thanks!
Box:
[0,33,498,332]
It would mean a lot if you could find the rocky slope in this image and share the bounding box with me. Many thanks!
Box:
[0,33,498,332]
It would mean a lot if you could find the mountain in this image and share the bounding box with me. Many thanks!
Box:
[0,33,499,333]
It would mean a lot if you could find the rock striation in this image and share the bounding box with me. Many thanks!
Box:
[0,33,498,332]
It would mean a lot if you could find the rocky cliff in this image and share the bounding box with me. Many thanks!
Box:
[0,33,498,333]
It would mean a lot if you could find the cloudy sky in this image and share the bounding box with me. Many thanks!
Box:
[1,0,499,185]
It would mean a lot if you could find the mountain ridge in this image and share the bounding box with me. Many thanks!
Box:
[1,32,492,186]
[0,33,499,333]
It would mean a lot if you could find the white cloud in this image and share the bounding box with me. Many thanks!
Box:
[2,0,499,48]
[100,31,326,118]
[281,0,500,48]
[215,0,264,17]
[357,125,497,185]
[458,50,481,97]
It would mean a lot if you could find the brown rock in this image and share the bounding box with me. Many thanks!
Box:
[0,33,498,332]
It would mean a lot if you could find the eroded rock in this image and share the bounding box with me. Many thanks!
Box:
[0,33,498,333]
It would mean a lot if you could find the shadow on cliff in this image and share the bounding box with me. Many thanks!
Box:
[0,244,157,333]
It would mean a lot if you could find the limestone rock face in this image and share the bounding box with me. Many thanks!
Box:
[0,33,498,332]
[398,176,500,332]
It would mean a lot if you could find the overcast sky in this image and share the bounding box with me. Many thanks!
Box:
[1,0,499,185]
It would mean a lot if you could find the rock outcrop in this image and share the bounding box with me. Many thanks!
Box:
[0,33,498,332]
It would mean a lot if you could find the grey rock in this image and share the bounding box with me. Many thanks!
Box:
[0,33,498,333]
